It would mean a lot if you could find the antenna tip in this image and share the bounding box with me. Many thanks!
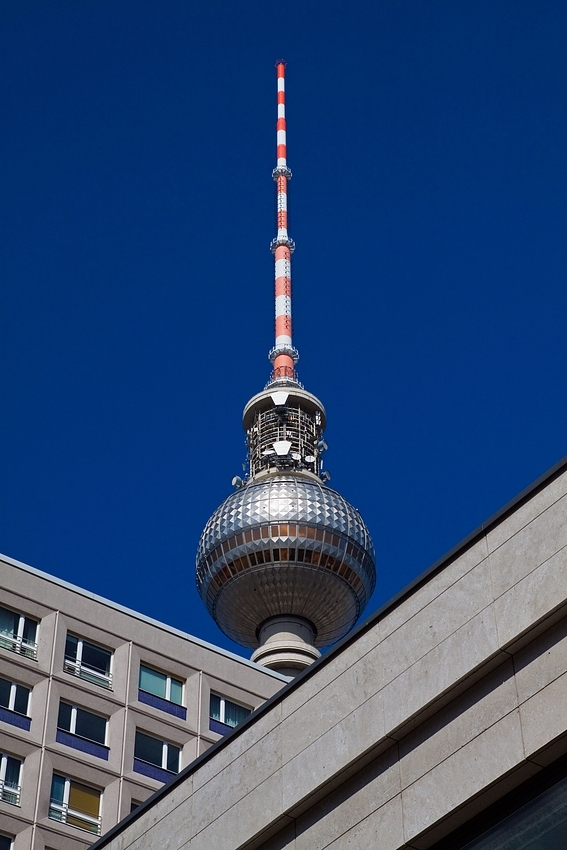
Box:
[275,59,287,69]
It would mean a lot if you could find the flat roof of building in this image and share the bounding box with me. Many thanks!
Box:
[0,550,289,681]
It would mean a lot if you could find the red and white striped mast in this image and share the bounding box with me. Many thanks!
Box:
[269,61,299,384]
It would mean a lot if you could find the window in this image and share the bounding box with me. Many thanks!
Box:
[139,665,183,704]
[209,693,251,734]
[133,731,180,782]
[0,606,38,659]
[0,678,30,716]
[0,835,12,850]
[56,701,108,759]
[49,774,101,834]
[0,754,22,806]
[457,773,567,849]
[57,701,106,745]
[64,635,112,689]
[0,678,31,732]
[138,666,186,719]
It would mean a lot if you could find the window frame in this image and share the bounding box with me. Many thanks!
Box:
[0,677,30,717]
[63,635,113,689]
[133,730,180,774]
[57,701,107,746]
[0,753,22,806]
[0,834,13,850]
[138,664,184,706]
[209,693,252,730]
[48,774,102,835]
[0,606,38,660]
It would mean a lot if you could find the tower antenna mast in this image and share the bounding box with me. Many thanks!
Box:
[269,61,299,383]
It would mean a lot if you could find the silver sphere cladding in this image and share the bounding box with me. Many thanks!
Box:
[196,475,376,648]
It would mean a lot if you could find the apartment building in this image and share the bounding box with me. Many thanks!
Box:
[0,552,287,850]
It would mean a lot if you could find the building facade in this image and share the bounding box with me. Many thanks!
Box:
[0,553,287,850]
[91,454,567,850]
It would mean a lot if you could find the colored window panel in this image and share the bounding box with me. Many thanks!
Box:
[68,782,100,819]
[49,775,101,834]
[139,665,183,706]
[169,678,183,705]
[50,774,65,806]
[139,667,166,699]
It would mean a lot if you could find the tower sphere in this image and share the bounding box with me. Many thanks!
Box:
[196,472,376,649]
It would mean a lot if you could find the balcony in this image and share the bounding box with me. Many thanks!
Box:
[0,781,21,806]
[48,802,101,835]
[0,633,37,660]
[63,659,112,689]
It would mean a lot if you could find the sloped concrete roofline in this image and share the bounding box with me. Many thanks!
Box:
[0,550,289,680]
[89,450,567,850]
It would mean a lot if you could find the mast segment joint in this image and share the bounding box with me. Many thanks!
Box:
[272,166,292,180]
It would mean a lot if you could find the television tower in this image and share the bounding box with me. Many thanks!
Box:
[196,63,376,677]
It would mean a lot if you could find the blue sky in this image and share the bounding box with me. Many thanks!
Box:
[1,1,567,656]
